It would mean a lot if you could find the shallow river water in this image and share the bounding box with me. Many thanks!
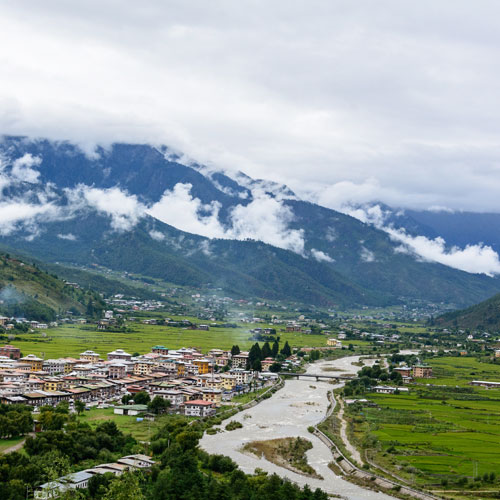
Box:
[200,355,395,499]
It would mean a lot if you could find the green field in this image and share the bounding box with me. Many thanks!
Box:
[77,407,168,442]
[420,356,500,387]
[350,357,500,490]
[11,322,368,358]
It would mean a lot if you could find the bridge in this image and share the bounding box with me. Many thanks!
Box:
[278,372,354,382]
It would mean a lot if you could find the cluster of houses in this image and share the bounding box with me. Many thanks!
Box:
[0,344,277,415]
[0,317,51,330]
[35,454,155,499]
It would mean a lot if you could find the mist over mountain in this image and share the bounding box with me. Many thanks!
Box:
[1,135,500,308]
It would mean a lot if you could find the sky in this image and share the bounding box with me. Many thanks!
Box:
[2,1,500,213]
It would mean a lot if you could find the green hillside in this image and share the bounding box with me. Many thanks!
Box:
[0,253,105,322]
[435,292,500,330]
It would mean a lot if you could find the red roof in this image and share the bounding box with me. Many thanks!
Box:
[184,399,214,406]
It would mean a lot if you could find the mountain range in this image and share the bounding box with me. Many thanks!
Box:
[435,292,500,331]
[1,135,499,309]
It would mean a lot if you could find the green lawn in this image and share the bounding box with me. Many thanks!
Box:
[12,322,366,358]
[77,407,168,441]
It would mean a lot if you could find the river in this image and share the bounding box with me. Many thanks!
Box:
[200,355,395,499]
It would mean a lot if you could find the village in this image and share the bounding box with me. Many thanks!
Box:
[0,343,294,417]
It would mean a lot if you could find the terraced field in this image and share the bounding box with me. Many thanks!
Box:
[349,357,500,492]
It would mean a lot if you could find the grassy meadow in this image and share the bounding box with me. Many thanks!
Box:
[9,321,371,358]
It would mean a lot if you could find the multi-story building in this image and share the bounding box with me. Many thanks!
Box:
[107,349,132,362]
[201,388,222,406]
[80,350,100,363]
[220,374,237,390]
[43,378,65,392]
[43,359,67,375]
[151,346,169,355]
[19,354,43,372]
[327,338,342,348]
[261,357,275,372]
[231,353,249,369]
[184,400,216,417]
[193,358,211,375]
[134,361,153,376]
[108,363,127,380]
[393,366,412,378]
[229,369,253,385]
[0,345,21,360]
[412,365,433,378]
[152,389,185,408]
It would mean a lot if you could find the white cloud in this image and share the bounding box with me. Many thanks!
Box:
[148,183,305,254]
[228,189,305,254]
[325,227,337,243]
[148,183,226,239]
[344,203,390,227]
[0,199,61,235]
[57,233,76,241]
[360,247,376,263]
[3,2,500,211]
[311,249,333,263]
[76,186,146,231]
[148,230,165,241]
[199,240,212,257]
[385,228,500,276]
[350,204,500,275]
[11,153,41,184]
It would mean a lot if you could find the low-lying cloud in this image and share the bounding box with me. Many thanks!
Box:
[77,185,146,232]
[311,249,334,263]
[349,204,500,276]
[148,183,305,254]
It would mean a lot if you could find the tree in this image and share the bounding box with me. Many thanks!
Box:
[252,359,262,371]
[148,396,171,415]
[269,362,282,373]
[309,350,320,361]
[261,342,272,359]
[104,472,144,500]
[88,473,114,498]
[248,343,262,369]
[231,345,240,356]
[122,394,133,405]
[133,392,150,405]
[75,400,85,416]
[280,341,291,358]
[271,339,280,357]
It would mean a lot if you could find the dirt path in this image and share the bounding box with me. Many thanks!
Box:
[1,433,34,454]
[337,397,363,465]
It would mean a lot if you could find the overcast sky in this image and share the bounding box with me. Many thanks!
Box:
[2,1,500,212]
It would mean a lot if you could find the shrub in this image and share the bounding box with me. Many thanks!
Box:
[225,420,243,431]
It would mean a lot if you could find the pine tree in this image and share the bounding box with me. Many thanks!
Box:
[280,341,291,358]
[271,339,279,357]
[261,342,272,359]
[248,343,262,369]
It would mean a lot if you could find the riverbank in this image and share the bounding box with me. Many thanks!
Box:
[200,355,395,500]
